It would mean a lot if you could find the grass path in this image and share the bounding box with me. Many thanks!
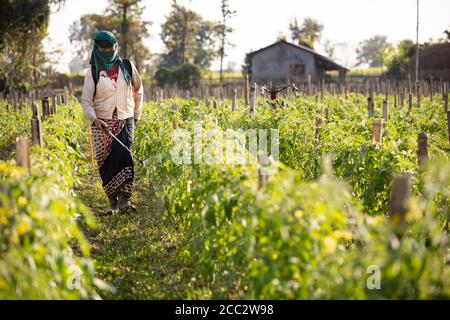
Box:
[76,166,206,299]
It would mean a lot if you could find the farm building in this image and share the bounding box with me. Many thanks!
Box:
[410,42,450,80]
[246,40,348,83]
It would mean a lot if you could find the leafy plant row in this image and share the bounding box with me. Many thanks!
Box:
[0,102,107,299]
[134,96,449,299]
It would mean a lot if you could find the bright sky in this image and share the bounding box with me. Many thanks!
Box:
[47,0,450,72]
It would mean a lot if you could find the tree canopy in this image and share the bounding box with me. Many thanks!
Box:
[355,35,393,68]
[288,17,324,49]
[0,0,65,91]
[160,2,219,69]
[69,0,151,72]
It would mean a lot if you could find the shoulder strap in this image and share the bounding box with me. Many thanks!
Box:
[91,60,132,101]
[123,59,133,82]
[91,66,98,100]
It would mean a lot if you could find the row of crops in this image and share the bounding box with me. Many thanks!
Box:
[133,94,449,298]
[0,93,449,299]
[0,101,108,299]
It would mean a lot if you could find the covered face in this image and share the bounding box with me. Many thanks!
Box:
[89,30,131,85]
[94,31,119,64]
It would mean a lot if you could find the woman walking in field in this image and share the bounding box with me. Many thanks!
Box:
[82,30,143,215]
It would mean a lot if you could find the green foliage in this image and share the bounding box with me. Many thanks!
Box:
[356,35,393,68]
[288,17,324,49]
[154,67,173,88]
[69,0,151,71]
[154,64,201,89]
[0,102,109,299]
[1,91,448,299]
[133,93,449,299]
[385,40,417,79]
[0,0,66,91]
[160,2,219,68]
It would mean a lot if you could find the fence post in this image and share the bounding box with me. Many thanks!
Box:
[13,92,17,112]
[416,82,421,108]
[417,133,429,167]
[408,92,413,111]
[244,74,249,106]
[51,95,56,115]
[16,137,31,169]
[367,96,373,118]
[31,102,43,148]
[64,86,69,104]
[42,97,50,117]
[444,88,448,113]
[382,99,389,122]
[231,89,237,112]
[249,83,256,112]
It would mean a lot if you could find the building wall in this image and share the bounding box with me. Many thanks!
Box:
[250,43,316,82]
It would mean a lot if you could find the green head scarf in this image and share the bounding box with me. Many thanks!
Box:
[89,31,131,85]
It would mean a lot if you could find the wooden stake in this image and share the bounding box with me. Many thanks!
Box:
[13,93,17,112]
[367,96,373,118]
[249,83,256,112]
[51,95,56,115]
[42,97,50,117]
[258,153,270,190]
[444,91,448,113]
[30,102,43,148]
[64,86,69,104]
[372,119,383,144]
[315,111,323,141]
[417,133,429,167]
[416,82,421,108]
[16,137,31,169]
[408,93,413,111]
[244,74,249,106]
[389,174,411,226]
[231,89,237,112]
[382,99,389,121]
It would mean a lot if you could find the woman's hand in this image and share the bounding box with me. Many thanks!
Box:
[93,119,108,131]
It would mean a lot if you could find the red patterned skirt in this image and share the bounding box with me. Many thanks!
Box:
[91,109,134,201]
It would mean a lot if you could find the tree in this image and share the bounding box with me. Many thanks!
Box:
[69,0,151,70]
[160,2,218,68]
[160,2,201,66]
[0,0,66,91]
[154,63,201,89]
[288,17,323,49]
[217,0,236,83]
[241,51,252,77]
[323,39,336,59]
[193,21,219,68]
[385,39,417,79]
[355,35,393,68]
[444,28,450,41]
